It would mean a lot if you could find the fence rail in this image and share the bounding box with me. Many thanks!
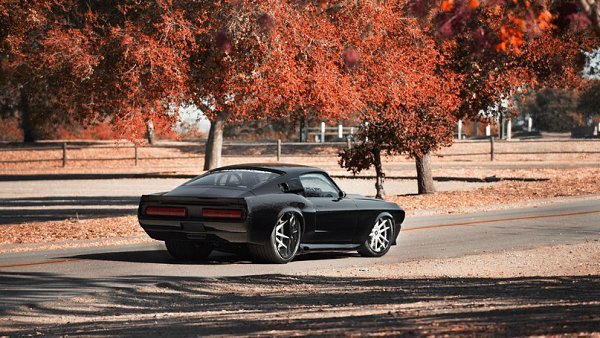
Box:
[1,138,599,167]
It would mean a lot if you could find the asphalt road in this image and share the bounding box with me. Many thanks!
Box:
[1,198,599,313]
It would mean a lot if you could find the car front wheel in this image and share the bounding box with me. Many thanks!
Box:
[358,214,394,257]
[249,212,302,264]
[165,240,213,260]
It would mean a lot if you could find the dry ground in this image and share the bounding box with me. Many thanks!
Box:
[1,241,598,336]
[391,167,600,215]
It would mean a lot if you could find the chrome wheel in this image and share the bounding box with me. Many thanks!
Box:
[368,217,392,253]
[358,215,394,257]
[272,212,301,260]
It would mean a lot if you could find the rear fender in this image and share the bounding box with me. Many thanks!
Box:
[246,194,311,245]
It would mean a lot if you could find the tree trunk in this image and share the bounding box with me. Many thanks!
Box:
[373,147,385,199]
[299,117,307,142]
[145,118,156,145]
[18,95,35,143]
[203,111,228,170]
[415,152,436,194]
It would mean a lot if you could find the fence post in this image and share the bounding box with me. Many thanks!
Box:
[506,119,512,140]
[62,142,67,167]
[457,120,462,140]
[276,139,281,162]
[485,124,491,137]
[489,136,494,162]
[320,122,326,143]
[528,117,533,132]
[338,124,343,139]
[134,145,139,166]
[346,137,352,150]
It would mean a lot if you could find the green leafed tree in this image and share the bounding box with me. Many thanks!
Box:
[519,88,580,132]
[578,81,600,121]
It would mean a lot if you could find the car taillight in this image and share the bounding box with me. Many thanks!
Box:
[145,207,187,217]
[202,208,243,219]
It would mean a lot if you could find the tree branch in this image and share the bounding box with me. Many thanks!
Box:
[578,0,600,34]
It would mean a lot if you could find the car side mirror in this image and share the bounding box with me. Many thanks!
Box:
[338,190,346,199]
[280,178,304,194]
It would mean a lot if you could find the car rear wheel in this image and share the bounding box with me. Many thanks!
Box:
[165,240,213,260]
[249,212,302,264]
[358,214,394,257]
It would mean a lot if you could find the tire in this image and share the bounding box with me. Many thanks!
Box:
[249,212,302,264]
[165,240,213,260]
[358,214,394,257]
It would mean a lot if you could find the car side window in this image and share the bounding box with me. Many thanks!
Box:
[299,173,340,198]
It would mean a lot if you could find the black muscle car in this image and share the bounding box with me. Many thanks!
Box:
[138,163,405,263]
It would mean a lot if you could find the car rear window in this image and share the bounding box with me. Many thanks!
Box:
[185,169,280,189]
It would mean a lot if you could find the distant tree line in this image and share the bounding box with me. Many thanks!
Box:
[516,83,600,132]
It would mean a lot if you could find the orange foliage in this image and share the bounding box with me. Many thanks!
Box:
[537,10,553,30]
[441,0,455,11]
[422,0,597,56]
[2,0,597,146]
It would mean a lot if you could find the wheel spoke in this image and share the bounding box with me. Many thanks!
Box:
[273,213,301,260]
[276,238,287,249]
[368,217,392,253]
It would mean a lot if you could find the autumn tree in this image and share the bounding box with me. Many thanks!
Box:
[235,0,458,197]
[0,1,99,141]
[330,1,460,198]
[185,2,276,170]
[1,0,348,166]
[334,0,599,196]
[0,1,193,142]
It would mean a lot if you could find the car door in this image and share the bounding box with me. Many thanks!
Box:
[299,172,357,243]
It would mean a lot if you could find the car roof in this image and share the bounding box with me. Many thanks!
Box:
[212,163,325,175]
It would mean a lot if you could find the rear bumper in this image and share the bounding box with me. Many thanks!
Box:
[139,218,248,243]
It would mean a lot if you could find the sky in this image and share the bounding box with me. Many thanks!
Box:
[584,47,600,80]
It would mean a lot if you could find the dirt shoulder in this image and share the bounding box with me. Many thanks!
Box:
[390,167,600,216]
[2,242,598,336]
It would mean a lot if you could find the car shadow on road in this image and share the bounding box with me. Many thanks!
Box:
[67,249,354,265]
[69,249,253,265]
[0,272,598,336]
